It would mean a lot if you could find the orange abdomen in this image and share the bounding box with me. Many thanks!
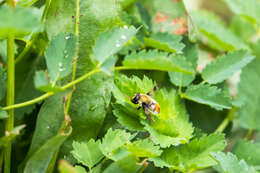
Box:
[154,103,160,113]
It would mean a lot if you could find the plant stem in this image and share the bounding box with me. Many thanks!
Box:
[3,65,173,112]
[245,129,253,140]
[4,35,15,173]
[3,68,100,111]
[3,41,32,72]
[178,86,182,96]
[65,0,80,115]
[41,0,51,21]
[215,107,237,133]
[0,151,3,173]
[15,41,32,64]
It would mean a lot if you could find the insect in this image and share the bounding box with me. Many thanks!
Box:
[131,86,160,117]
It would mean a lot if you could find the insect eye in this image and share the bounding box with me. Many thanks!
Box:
[131,93,140,104]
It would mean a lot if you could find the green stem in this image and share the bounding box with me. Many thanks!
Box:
[46,150,59,173]
[3,68,100,111]
[15,41,32,64]
[2,65,169,112]
[65,0,80,115]
[215,107,237,133]
[201,80,206,84]
[245,129,253,140]
[41,0,52,21]
[4,35,15,173]
[0,151,3,173]
[178,86,182,96]
[3,41,32,72]
[137,163,148,173]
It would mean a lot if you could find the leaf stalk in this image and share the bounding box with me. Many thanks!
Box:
[215,107,237,133]
[64,0,80,115]
[4,34,15,173]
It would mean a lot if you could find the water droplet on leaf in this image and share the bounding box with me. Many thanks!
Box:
[121,35,127,40]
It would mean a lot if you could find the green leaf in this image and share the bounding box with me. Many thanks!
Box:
[127,138,162,158]
[0,40,7,62]
[224,0,260,27]
[169,41,198,86]
[113,75,193,147]
[112,75,157,129]
[186,101,228,133]
[122,50,195,74]
[183,84,232,110]
[136,2,152,31]
[100,56,118,75]
[237,58,260,130]
[148,0,187,34]
[230,16,256,43]
[34,70,63,92]
[58,160,85,173]
[15,32,48,120]
[75,166,87,173]
[24,132,70,173]
[45,33,77,84]
[169,72,195,87]
[113,75,156,103]
[232,139,260,166]
[143,89,194,148]
[144,32,185,53]
[202,50,254,84]
[18,0,40,7]
[23,93,66,164]
[150,133,226,171]
[118,0,135,9]
[0,65,6,101]
[100,128,131,160]
[93,26,137,64]
[0,107,8,119]
[211,152,257,173]
[71,139,104,169]
[0,6,41,38]
[0,125,26,148]
[112,103,145,131]
[190,10,249,51]
[103,155,142,173]
[28,0,118,166]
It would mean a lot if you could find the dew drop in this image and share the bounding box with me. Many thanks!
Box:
[65,36,70,40]
[65,54,69,58]
[59,68,65,72]
[116,43,120,47]
[123,25,128,29]
[47,126,50,129]
[64,50,67,54]
[58,62,62,67]
[121,35,127,40]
